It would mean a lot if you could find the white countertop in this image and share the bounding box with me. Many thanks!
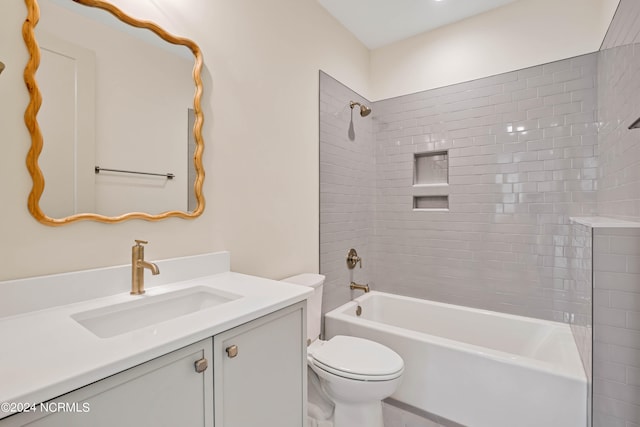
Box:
[0,255,311,420]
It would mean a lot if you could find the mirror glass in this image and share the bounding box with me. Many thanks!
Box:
[24,0,204,225]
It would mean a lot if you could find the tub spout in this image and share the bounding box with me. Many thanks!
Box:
[350,282,369,293]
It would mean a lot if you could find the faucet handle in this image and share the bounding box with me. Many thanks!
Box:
[134,239,149,246]
[346,248,362,269]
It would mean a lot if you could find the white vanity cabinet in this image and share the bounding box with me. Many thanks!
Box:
[213,301,306,427]
[3,339,214,427]
[3,302,306,427]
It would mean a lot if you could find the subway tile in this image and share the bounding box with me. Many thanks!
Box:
[512,87,538,101]
[491,92,513,105]
[526,73,555,88]
[594,305,628,327]
[610,237,640,256]
[502,141,527,153]
[554,68,582,83]
[628,311,640,331]
[592,412,626,427]
[539,115,565,128]
[595,359,628,383]
[513,151,538,163]
[518,129,544,142]
[566,77,595,91]
[571,54,597,68]
[628,367,640,387]
[503,79,527,92]
[529,106,557,123]
[502,110,528,123]
[594,324,640,350]
[544,92,573,106]
[595,378,640,407]
[537,180,565,192]
[595,253,632,273]
[517,160,545,172]
[519,65,544,79]
[595,394,640,425]
[544,125,572,138]
[572,88,596,103]
[566,111,596,125]
[519,97,545,112]
[564,146,594,158]
[554,102,583,116]
[527,139,554,151]
[543,60,572,74]
[545,158,573,171]
[538,83,565,97]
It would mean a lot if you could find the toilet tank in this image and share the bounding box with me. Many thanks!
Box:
[281,273,325,344]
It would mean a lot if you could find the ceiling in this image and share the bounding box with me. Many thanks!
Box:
[317,0,522,50]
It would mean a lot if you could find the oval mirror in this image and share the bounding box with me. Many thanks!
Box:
[23,0,205,225]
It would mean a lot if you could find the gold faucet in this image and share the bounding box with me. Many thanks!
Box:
[131,240,159,295]
[350,282,370,293]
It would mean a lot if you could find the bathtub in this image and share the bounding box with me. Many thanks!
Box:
[324,292,587,427]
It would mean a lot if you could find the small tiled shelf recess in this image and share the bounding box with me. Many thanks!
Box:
[414,151,448,185]
[413,151,449,211]
[414,196,448,210]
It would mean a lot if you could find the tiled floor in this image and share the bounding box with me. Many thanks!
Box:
[307,399,458,426]
[382,402,446,427]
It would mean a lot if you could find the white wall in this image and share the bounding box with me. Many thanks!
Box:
[370,0,619,101]
[0,0,369,281]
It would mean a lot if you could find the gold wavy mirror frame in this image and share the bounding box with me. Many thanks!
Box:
[23,0,205,225]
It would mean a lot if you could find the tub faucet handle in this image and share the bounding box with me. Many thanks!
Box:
[346,248,362,269]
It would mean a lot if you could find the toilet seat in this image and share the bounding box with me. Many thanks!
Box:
[309,335,404,381]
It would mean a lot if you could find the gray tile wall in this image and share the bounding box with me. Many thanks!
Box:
[593,228,640,427]
[372,55,598,321]
[593,3,640,425]
[597,40,640,220]
[601,0,640,50]
[319,71,375,315]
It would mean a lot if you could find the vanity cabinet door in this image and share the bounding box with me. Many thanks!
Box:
[4,338,213,427]
[213,301,306,427]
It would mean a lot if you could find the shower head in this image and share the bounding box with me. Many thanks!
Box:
[350,101,371,117]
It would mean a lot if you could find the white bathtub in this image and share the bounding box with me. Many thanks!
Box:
[324,292,587,427]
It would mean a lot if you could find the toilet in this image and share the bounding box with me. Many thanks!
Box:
[282,274,404,427]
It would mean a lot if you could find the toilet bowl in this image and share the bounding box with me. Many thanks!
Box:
[281,274,404,427]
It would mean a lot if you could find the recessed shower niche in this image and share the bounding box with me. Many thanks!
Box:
[414,151,448,185]
[413,151,449,211]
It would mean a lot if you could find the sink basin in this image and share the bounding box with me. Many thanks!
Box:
[72,286,240,338]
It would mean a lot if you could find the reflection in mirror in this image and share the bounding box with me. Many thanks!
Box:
[24,0,204,225]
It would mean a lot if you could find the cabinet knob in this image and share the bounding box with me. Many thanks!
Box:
[226,345,238,358]
[194,357,208,373]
